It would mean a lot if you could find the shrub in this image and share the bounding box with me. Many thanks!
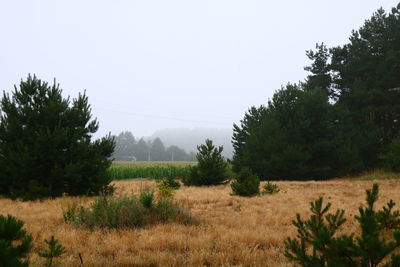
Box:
[230,168,260,197]
[156,181,175,199]
[38,236,66,267]
[284,183,400,266]
[380,137,400,172]
[0,75,115,200]
[0,214,32,267]
[161,176,181,190]
[183,139,229,186]
[63,193,194,229]
[262,181,280,195]
[139,189,155,208]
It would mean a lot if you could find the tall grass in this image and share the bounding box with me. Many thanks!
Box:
[62,191,195,229]
[107,165,192,180]
[112,161,196,167]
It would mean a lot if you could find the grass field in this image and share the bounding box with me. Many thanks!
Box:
[1,172,400,266]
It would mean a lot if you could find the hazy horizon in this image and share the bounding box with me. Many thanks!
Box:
[1,1,399,137]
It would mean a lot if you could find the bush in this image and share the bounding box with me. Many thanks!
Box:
[160,176,181,190]
[0,214,32,267]
[262,181,280,195]
[183,139,229,186]
[156,181,175,199]
[284,184,400,266]
[0,75,115,200]
[230,168,260,197]
[139,189,155,208]
[63,193,194,229]
[380,137,400,172]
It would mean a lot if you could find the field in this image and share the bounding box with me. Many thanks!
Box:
[1,172,400,266]
[111,161,196,167]
[108,161,196,180]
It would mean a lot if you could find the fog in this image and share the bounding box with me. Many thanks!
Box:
[1,0,398,140]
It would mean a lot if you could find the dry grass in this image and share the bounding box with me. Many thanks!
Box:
[1,178,400,266]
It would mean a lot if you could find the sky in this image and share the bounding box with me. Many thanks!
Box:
[1,0,399,138]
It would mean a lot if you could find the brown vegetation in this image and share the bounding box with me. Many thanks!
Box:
[1,177,400,266]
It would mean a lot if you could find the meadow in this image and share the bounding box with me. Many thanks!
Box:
[1,171,400,266]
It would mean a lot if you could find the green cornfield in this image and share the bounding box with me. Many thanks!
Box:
[108,161,196,180]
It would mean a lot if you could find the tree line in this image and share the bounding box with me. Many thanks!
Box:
[232,5,400,180]
[112,131,196,161]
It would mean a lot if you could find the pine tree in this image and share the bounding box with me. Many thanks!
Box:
[0,75,115,199]
[0,214,32,267]
[284,184,400,266]
[230,168,260,197]
[183,139,229,186]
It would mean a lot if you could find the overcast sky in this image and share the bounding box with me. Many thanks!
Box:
[1,1,398,138]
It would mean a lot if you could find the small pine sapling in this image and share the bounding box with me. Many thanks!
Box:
[230,168,260,197]
[38,236,66,267]
[139,189,155,208]
[284,183,400,266]
[262,181,280,195]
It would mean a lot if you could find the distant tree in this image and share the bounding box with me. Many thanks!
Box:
[113,131,136,161]
[150,137,166,161]
[183,139,229,186]
[0,75,115,199]
[134,138,149,161]
[165,145,187,161]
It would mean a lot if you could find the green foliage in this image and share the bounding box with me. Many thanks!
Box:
[0,214,32,267]
[233,85,339,180]
[230,168,260,197]
[156,181,175,198]
[232,3,400,180]
[183,139,229,186]
[63,193,194,229]
[161,176,181,190]
[38,236,66,267]
[262,182,280,195]
[139,188,155,208]
[284,184,400,266]
[107,165,192,180]
[156,177,181,198]
[380,138,400,172]
[0,75,115,200]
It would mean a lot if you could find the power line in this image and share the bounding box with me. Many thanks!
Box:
[95,106,233,126]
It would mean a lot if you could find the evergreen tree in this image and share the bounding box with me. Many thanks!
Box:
[134,138,149,161]
[285,184,400,266]
[183,139,229,186]
[230,168,260,197]
[232,3,400,179]
[231,105,267,172]
[150,137,166,161]
[234,84,339,180]
[165,145,187,161]
[0,75,115,199]
[0,214,32,267]
[112,131,136,161]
